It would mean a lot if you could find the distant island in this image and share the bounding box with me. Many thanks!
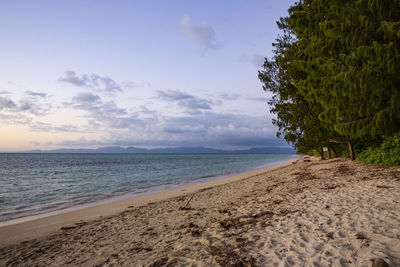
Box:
[17,146,296,154]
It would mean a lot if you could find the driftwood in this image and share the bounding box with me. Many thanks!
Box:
[180,194,195,210]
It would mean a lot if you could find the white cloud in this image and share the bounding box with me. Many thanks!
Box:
[24,91,47,98]
[180,16,219,50]
[72,92,101,104]
[58,71,123,93]
[157,89,216,111]
[0,91,12,95]
[0,90,51,116]
[218,93,240,101]
[0,97,17,110]
[0,112,78,133]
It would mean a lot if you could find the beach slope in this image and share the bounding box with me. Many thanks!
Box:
[1,158,399,266]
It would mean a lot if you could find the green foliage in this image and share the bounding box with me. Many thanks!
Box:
[352,135,384,153]
[259,0,400,162]
[309,149,320,157]
[258,17,341,156]
[357,132,400,165]
[339,147,351,158]
[288,0,400,139]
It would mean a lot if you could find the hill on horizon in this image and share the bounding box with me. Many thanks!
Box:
[16,146,296,154]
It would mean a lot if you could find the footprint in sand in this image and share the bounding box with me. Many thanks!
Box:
[337,231,347,238]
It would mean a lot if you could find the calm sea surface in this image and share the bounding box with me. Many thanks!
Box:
[0,153,296,222]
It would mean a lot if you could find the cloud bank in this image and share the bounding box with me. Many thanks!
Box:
[0,76,287,150]
[55,90,282,149]
[53,111,284,149]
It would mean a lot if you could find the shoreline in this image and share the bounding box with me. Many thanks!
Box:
[0,154,297,225]
[0,158,297,248]
[0,157,399,266]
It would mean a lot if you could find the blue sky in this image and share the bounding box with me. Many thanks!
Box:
[0,0,296,151]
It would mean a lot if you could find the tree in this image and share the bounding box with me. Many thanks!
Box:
[259,18,338,159]
[288,0,400,159]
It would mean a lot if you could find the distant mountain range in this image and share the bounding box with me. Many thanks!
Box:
[19,146,295,154]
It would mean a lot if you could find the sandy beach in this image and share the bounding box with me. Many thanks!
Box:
[1,157,399,266]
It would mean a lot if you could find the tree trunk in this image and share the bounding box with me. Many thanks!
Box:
[318,148,325,160]
[328,143,337,157]
[326,146,331,159]
[346,138,356,160]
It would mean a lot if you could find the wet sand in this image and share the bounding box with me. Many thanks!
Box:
[1,158,399,266]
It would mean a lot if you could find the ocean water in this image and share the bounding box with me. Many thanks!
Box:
[0,153,296,222]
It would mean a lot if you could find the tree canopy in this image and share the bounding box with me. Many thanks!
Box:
[260,0,400,160]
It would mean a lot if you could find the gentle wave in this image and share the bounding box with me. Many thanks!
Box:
[0,153,297,222]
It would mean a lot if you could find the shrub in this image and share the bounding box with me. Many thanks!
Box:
[358,132,400,165]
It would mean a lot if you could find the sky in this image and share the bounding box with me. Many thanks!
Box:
[0,0,296,151]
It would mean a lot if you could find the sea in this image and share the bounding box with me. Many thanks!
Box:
[0,153,297,223]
